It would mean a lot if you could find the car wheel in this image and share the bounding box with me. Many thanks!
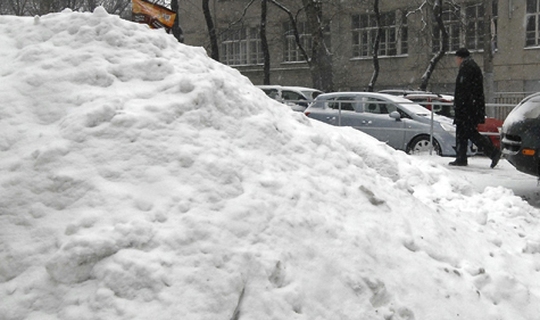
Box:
[407,135,442,156]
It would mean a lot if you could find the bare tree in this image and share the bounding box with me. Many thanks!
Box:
[4,0,30,15]
[302,0,333,92]
[260,0,271,84]
[101,0,131,18]
[202,0,219,60]
[2,0,131,16]
[268,0,333,91]
[419,0,449,91]
[171,0,184,42]
[367,0,381,92]
[483,0,496,103]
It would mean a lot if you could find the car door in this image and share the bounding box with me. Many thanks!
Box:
[327,96,359,126]
[355,97,407,150]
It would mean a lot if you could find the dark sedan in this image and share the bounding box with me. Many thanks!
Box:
[501,93,540,177]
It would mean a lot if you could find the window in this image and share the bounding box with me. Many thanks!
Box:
[364,98,397,114]
[221,27,263,66]
[465,3,484,50]
[433,2,498,53]
[465,2,498,51]
[283,21,330,62]
[351,11,408,58]
[433,5,461,52]
[328,97,355,111]
[282,90,308,107]
[283,21,311,62]
[526,0,540,47]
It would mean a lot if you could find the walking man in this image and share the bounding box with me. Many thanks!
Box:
[449,48,502,168]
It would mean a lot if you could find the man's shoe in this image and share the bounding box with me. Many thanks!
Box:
[490,149,502,168]
[449,160,467,166]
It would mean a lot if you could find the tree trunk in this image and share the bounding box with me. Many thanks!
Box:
[419,0,448,91]
[483,0,495,106]
[203,0,220,61]
[367,0,381,92]
[171,0,184,43]
[261,0,270,84]
[302,0,333,92]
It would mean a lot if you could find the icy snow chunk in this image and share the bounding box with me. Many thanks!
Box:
[93,249,169,301]
[84,104,117,127]
[110,58,174,81]
[45,234,118,283]
[523,240,540,254]
[93,6,109,18]
[46,220,156,283]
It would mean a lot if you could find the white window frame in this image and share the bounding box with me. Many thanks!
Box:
[351,10,408,58]
[283,21,312,63]
[526,0,540,47]
[282,21,331,63]
[433,2,498,53]
[221,27,263,66]
[432,5,461,53]
[465,3,485,50]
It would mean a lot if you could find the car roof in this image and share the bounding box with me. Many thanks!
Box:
[256,85,322,92]
[378,89,427,96]
[518,92,540,105]
[403,93,454,100]
[315,91,413,103]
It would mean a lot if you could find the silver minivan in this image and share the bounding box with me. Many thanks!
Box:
[304,92,463,156]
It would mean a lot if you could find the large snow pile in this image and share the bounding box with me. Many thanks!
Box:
[1,8,539,320]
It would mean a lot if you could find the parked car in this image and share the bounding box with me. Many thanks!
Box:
[399,92,455,118]
[385,90,503,150]
[257,85,323,112]
[501,92,540,177]
[304,92,470,156]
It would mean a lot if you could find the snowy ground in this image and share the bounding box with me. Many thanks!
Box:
[1,8,539,320]
[426,156,540,208]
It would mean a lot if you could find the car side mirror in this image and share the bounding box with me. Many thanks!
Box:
[389,111,401,121]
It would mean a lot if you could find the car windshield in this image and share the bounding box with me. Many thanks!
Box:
[505,97,540,125]
[398,101,431,116]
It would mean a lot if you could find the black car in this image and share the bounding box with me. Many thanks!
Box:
[501,93,540,177]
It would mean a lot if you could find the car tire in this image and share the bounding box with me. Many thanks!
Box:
[407,135,442,156]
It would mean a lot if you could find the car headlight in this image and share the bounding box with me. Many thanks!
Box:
[440,122,456,133]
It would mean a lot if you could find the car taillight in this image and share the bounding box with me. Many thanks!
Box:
[304,112,310,116]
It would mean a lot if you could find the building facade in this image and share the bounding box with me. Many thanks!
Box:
[180,0,540,101]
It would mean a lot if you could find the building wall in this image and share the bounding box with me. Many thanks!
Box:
[180,0,540,98]
[495,1,540,94]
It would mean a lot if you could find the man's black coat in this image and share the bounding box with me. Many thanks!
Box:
[453,57,486,126]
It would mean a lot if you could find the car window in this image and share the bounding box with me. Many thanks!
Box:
[282,90,305,102]
[364,98,397,114]
[300,90,322,100]
[396,107,411,119]
[263,88,279,99]
[327,96,355,111]
[512,98,540,120]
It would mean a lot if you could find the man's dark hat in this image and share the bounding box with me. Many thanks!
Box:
[455,48,470,58]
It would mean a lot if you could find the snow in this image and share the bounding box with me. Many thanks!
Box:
[1,7,539,320]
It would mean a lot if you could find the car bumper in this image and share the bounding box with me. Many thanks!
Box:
[501,137,539,176]
[501,119,540,177]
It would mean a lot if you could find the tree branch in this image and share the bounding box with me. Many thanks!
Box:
[268,0,311,64]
